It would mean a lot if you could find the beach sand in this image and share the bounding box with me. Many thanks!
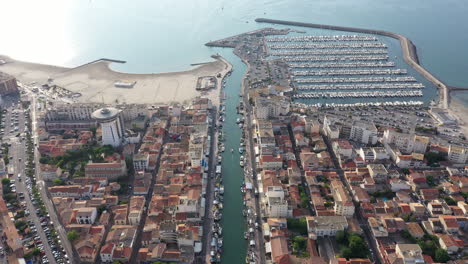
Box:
[0,55,229,105]
[448,96,468,138]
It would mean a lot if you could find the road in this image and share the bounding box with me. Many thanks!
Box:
[321,133,383,264]
[11,138,57,264]
[28,94,78,263]
[242,79,266,264]
[199,108,218,264]
[0,96,57,264]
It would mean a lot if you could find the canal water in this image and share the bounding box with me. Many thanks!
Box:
[215,49,248,264]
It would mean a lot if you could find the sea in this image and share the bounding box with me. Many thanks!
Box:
[1,0,468,106]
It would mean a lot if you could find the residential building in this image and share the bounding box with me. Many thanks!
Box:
[437,234,462,254]
[85,156,127,181]
[448,145,468,164]
[128,196,145,225]
[367,164,388,183]
[133,153,150,171]
[332,139,353,158]
[254,97,290,119]
[0,72,18,96]
[350,121,378,145]
[306,216,349,240]
[395,244,424,264]
[331,180,355,216]
[40,164,63,181]
[368,217,388,237]
[75,207,97,224]
[265,186,292,218]
[383,129,429,154]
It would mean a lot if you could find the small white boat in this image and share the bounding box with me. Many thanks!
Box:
[240,160,244,167]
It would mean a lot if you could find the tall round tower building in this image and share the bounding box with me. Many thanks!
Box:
[92,107,125,147]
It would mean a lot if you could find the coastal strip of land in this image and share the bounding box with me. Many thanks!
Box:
[0,54,229,105]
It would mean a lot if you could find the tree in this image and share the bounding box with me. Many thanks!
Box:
[434,249,450,263]
[443,196,456,205]
[67,230,79,242]
[1,178,10,185]
[348,234,367,258]
[426,175,436,187]
[340,247,353,258]
[401,168,410,175]
[292,236,308,256]
[15,220,27,232]
[287,218,308,236]
[32,248,41,256]
[336,230,347,245]
[52,179,65,186]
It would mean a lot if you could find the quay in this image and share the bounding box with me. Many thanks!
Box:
[255,18,451,108]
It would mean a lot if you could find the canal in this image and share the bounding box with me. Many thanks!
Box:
[216,49,248,264]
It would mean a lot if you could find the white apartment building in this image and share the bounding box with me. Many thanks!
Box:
[75,207,97,225]
[448,145,468,164]
[323,115,340,139]
[395,244,424,264]
[367,164,388,183]
[331,181,355,216]
[350,121,378,145]
[383,130,429,154]
[133,153,149,171]
[306,216,348,240]
[254,97,290,119]
[265,186,292,218]
[189,135,206,167]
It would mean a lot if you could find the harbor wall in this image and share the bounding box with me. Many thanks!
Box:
[255,18,450,109]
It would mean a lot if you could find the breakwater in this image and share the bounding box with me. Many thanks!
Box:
[255,18,451,108]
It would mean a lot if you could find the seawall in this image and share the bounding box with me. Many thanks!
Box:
[255,18,450,109]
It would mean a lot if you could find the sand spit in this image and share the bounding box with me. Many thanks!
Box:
[0,55,228,105]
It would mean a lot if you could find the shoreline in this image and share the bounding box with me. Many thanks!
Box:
[0,54,230,105]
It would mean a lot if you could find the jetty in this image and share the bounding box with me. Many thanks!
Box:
[255,18,450,108]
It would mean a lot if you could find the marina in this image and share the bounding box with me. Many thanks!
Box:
[282,55,389,62]
[296,82,424,90]
[262,32,429,104]
[292,68,407,76]
[294,76,417,83]
[266,34,378,42]
[292,100,424,109]
[268,42,387,49]
[270,49,388,56]
[293,90,423,99]
[289,61,395,68]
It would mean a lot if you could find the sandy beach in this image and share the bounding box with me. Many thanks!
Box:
[448,96,468,137]
[0,55,229,105]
